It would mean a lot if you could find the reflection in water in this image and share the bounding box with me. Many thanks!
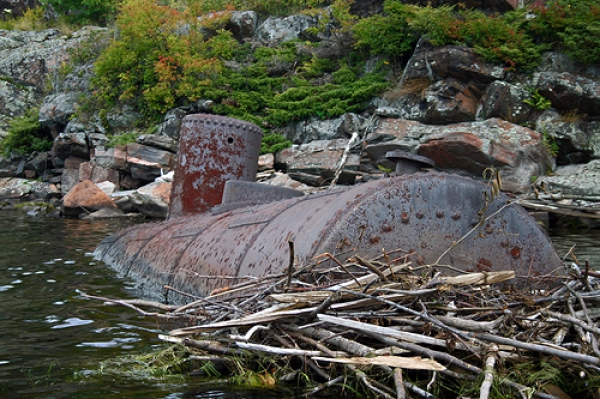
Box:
[0,210,597,398]
[550,228,600,267]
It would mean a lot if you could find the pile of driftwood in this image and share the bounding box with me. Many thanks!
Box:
[82,249,600,399]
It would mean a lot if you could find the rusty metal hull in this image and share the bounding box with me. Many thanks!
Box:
[95,172,563,298]
[168,114,263,218]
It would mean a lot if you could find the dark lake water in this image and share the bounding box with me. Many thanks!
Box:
[0,211,294,399]
[0,209,598,398]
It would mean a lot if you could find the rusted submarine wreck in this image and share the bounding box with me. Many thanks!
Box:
[94,114,564,299]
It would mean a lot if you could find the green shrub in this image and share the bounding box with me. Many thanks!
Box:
[353,1,546,71]
[0,109,52,156]
[353,2,418,61]
[260,133,292,154]
[406,5,458,46]
[40,0,120,25]
[531,0,600,65]
[92,0,238,122]
[0,6,48,30]
[457,10,544,71]
[106,131,140,147]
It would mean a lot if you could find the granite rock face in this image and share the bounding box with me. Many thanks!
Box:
[0,27,107,138]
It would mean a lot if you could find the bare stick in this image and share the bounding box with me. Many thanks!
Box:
[332,289,481,345]
[79,291,196,321]
[305,375,345,397]
[541,310,600,336]
[394,368,406,399]
[472,332,600,366]
[354,254,389,283]
[330,132,359,188]
[286,238,295,290]
[480,345,498,399]
[235,342,324,357]
[404,381,435,399]
[360,329,482,375]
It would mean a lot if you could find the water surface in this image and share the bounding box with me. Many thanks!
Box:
[0,211,288,399]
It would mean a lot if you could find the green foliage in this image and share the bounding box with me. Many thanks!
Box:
[92,0,238,121]
[0,109,52,156]
[260,133,292,154]
[106,131,140,147]
[354,1,546,71]
[531,0,600,65]
[229,0,328,17]
[39,0,119,25]
[0,6,48,30]
[457,10,545,71]
[407,5,459,46]
[353,2,418,61]
[542,129,559,157]
[524,89,552,110]
[170,32,388,129]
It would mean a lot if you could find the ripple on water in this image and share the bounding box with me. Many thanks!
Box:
[51,317,94,329]
[0,285,14,292]
[77,337,141,349]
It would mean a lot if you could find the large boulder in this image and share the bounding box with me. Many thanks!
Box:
[38,92,79,132]
[226,11,257,41]
[126,143,176,182]
[256,13,320,44]
[400,44,504,89]
[136,134,178,153]
[283,113,370,144]
[480,81,537,125]
[0,177,59,201]
[536,160,600,199]
[536,72,600,117]
[60,180,118,218]
[370,117,553,193]
[78,162,119,186]
[418,79,479,124]
[0,177,33,200]
[128,181,171,218]
[53,132,90,160]
[536,109,597,165]
[381,44,504,124]
[276,139,361,185]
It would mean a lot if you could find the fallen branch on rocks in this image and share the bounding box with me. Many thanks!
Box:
[81,251,600,398]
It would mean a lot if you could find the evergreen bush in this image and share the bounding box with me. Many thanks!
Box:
[0,109,52,156]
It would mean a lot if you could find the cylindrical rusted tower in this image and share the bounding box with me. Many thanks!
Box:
[168,114,263,218]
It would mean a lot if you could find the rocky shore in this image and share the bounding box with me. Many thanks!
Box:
[0,10,599,227]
